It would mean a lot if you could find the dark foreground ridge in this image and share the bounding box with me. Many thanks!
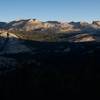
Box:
[0,38,99,97]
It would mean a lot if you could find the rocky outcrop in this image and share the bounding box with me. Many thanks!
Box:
[24,19,43,31]
[92,21,100,26]
[68,33,96,42]
[7,19,44,31]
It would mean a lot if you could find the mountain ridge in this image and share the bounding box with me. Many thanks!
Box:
[0,19,100,32]
[0,19,100,43]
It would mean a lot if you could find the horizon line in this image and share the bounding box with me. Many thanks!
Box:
[0,18,100,23]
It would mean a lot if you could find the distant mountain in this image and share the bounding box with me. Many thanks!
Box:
[7,19,44,31]
[0,19,100,43]
[0,19,99,32]
[0,19,99,56]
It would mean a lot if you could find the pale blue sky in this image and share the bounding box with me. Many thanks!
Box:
[0,0,100,22]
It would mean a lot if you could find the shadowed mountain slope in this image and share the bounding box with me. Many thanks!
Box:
[0,19,99,97]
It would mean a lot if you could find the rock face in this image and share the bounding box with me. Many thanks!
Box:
[92,21,100,26]
[7,19,44,31]
[68,34,96,42]
[24,19,43,31]
[0,31,31,54]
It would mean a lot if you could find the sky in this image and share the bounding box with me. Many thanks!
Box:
[0,0,100,22]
